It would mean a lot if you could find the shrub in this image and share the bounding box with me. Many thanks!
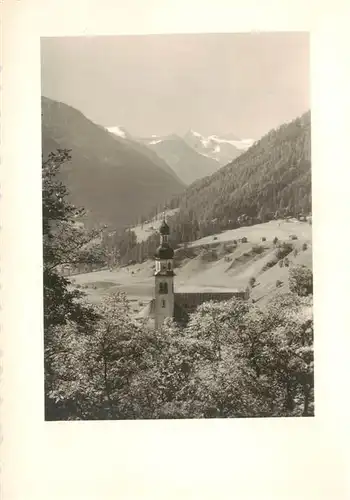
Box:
[262,258,278,272]
[241,237,248,243]
[224,244,235,253]
[275,242,293,260]
[200,249,218,262]
[289,265,313,296]
[284,257,290,267]
[276,279,283,288]
[302,243,308,251]
[289,234,298,240]
[233,240,237,245]
[273,236,279,245]
[249,277,256,287]
[213,236,218,240]
[252,245,265,255]
[261,236,266,242]
[278,260,284,268]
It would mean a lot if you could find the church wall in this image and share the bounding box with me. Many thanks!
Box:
[174,292,246,313]
[154,275,175,329]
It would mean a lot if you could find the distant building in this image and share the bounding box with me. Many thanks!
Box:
[138,218,249,329]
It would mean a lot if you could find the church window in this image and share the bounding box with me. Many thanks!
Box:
[161,299,166,308]
[167,262,172,270]
[159,282,168,294]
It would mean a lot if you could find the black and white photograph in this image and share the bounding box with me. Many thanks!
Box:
[41,32,313,421]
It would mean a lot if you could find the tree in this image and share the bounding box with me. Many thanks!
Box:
[43,149,104,329]
[47,292,154,419]
[47,291,314,419]
[43,149,105,418]
[289,266,313,296]
[47,293,218,419]
[231,294,314,416]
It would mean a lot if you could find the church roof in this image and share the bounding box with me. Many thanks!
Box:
[155,242,174,259]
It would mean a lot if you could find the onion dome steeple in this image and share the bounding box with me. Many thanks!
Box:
[154,214,174,260]
[154,243,174,260]
[159,219,170,236]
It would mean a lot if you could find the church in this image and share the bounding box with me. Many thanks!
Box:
[138,218,249,329]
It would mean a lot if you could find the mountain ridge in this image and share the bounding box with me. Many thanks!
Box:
[42,96,185,229]
[107,127,253,184]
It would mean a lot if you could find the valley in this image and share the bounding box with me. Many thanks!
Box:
[41,33,314,422]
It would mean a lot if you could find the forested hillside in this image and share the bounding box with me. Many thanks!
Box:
[169,112,311,225]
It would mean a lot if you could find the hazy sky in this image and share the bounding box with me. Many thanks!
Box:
[41,33,309,140]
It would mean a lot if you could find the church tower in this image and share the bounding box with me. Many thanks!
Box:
[154,217,175,329]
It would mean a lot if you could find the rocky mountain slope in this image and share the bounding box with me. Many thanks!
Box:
[183,129,254,165]
[136,134,221,185]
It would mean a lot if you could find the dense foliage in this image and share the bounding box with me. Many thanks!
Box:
[46,289,314,420]
[289,265,313,296]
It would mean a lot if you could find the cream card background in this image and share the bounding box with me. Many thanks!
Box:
[1,0,350,499]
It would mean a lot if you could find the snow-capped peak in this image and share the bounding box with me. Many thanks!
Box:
[106,126,127,138]
[207,135,254,150]
[190,129,202,138]
[186,129,254,151]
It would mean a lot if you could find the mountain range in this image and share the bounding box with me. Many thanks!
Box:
[42,96,310,233]
[42,97,185,229]
[107,128,253,185]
